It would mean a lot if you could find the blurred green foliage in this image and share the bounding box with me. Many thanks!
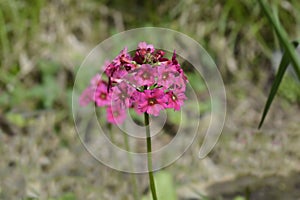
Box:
[142,171,177,200]
[234,196,246,200]
[0,0,44,70]
[279,75,300,103]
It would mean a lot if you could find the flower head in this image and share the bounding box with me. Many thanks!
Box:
[79,42,188,124]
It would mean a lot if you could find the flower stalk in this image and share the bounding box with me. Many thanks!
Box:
[144,113,158,200]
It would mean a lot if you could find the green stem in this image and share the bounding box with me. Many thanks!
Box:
[107,123,115,143]
[144,113,158,200]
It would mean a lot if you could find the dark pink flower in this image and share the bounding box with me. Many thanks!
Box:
[137,89,168,116]
[106,106,127,124]
[104,63,117,78]
[93,81,111,107]
[105,48,134,91]
[133,42,155,64]
[166,90,186,111]
[172,50,188,82]
[153,50,166,62]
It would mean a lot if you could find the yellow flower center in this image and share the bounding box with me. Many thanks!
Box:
[148,98,157,105]
[100,93,107,99]
[172,94,177,101]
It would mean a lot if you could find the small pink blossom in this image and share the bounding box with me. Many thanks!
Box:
[113,67,128,79]
[112,47,132,67]
[133,42,155,64]
[166,90,186,111]
[153,50,166,62]
[93,81,111,107]
[105,48,133,90]
[79,87,93,106]
[172,75,187,91]
[106,106,127,124]
[134,64,157,87]
[105,63,117,77]
[138,42,155,53]
[172,50,188,82]
[111,81,135,108]
[157,63,177,89]
[129,90,143,113]
[90,74,102,89]
[137,89,168,116]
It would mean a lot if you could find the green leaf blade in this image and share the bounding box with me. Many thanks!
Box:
[258,41,299,128]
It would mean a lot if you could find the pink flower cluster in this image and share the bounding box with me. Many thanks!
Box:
[79,42,188,124]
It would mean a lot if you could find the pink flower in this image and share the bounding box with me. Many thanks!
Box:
[172,75,187,92]
[133,42,155,64]
[105,63,117,78]
[79,87,93,106]
[106,106,127,124]
[112,47,132,67]
[134,64,157,87]
[172,51,188,82]
[113,67,128,79]
[157,63,177,89]
[105,48,133,91]
[129,90,143,113]
[111,81,135,108]
[90,74,102,89]
[93,81,111,107]
[137,89,168,116]
[166,90,186,111]
[111,48,132,79]
[138,42,155,54]
[152,50,167,63]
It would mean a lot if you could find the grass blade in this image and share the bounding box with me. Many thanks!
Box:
[258,41,299,128]
[257,0,300,79]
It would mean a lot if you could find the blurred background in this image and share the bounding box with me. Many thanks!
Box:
[0,0,300,199]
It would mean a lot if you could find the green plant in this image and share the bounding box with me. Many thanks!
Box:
[257,0,300,128]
